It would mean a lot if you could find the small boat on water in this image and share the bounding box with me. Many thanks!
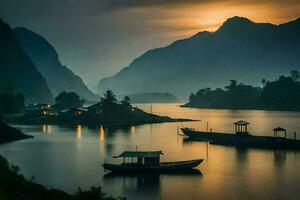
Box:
[103,151,203,173]
[182,120,300,150]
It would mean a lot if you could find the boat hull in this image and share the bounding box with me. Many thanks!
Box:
[182,128,300,150]
[103,159,203,173]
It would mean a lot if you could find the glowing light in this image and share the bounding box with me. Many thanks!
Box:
[100,126,105,141]
[42,125,52,134]
[77,125,82,139]
[131,126,136,135]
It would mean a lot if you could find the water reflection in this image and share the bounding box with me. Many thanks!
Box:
[2,104,300,200]
[76,125,82,139]
[131,126,136,135]
[274,150,287,166]
[103,169,202,198]
[42,124,52,134]
[235,148,249,164]
[100,126,105,141]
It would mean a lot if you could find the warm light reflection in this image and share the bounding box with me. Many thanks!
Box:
[77,125,82,139]
[42,125,52,134]
[131,126,136,135]
[100,126,105,141]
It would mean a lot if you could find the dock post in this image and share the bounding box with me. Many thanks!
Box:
[294,131,297,140]
[206,140,209,158]
[206,122,209,132]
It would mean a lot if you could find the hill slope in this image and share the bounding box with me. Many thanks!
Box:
[0,19,53,103]
[14,27,98,101]
[97,16,300,99]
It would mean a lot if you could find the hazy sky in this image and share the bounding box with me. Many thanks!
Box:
[1,0,300,88]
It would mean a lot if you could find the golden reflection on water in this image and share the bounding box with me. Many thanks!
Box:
[130,126,136,135]
[100,126,105,141]
[76,125,82,139]
[42,125,51,134]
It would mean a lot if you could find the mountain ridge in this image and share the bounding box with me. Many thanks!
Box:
[97,16,300,99]
[14,27,98,101]
[0,18,53,103]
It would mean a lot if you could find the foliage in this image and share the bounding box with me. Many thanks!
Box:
[261,75,300,110]
[120,96,131,108]
[100,90,118,115]
[75,187,125,200]
[54,91,84,110]
[187,70,300,111]
[0,93,24,115]
[187,82,261,109]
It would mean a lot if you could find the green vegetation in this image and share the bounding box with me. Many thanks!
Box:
[0,78,25,115]
[185,71,300,111]
[54,91,85,111]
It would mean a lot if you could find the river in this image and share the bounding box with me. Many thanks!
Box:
[1,104,300,200]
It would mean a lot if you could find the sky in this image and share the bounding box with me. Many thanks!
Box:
[1,0,300,88]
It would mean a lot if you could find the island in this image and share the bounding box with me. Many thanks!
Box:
[7,90,193,126]
[183,71,300,112]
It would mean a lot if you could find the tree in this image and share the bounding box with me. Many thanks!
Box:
[100,90,117,114]
[261,78,266,86]
[290,70,300,82]
[101,90,117,103]
[55,91,84,110]
[121,96,131,107]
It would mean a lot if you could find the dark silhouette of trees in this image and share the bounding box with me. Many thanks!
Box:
[186,71,300,111]
[120,96,131,109]
[54,91,84,111]
[0,78,24,115]
[0,93,24,115]
[290,70,300,82]
[261,75,300,110]
[100,90,118,115]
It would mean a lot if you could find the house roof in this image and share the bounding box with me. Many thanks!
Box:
[113,151,163,158]
[233,120,250,125]
[273,127,286,132]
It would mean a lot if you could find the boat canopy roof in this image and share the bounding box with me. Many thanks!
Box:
[113,151,163,158]
[233,120,250,125]
[273,127,286,132]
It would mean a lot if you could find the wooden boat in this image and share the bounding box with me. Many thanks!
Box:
[182,123,300,150]
[103,151,203,173]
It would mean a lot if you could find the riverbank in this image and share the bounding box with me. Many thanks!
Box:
[0,121,33,143]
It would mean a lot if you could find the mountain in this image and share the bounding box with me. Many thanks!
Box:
[14,28,98,101]
[0,19,53,103]
[97,16,300,99]
[128,92,179,103]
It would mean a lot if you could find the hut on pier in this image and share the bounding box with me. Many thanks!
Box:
[234,120,250,135]
[273,127,287,138]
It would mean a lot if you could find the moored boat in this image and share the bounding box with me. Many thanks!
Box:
[103,151,203,173]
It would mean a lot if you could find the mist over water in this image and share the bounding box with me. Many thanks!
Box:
[1,104,300,200]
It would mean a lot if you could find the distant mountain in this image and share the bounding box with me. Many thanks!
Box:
[14,28,98,101]
[128,92,179,103]
[0,19,53,103]
[97,16,300,99]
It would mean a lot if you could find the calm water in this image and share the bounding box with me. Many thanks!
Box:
[1,104,300,200]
